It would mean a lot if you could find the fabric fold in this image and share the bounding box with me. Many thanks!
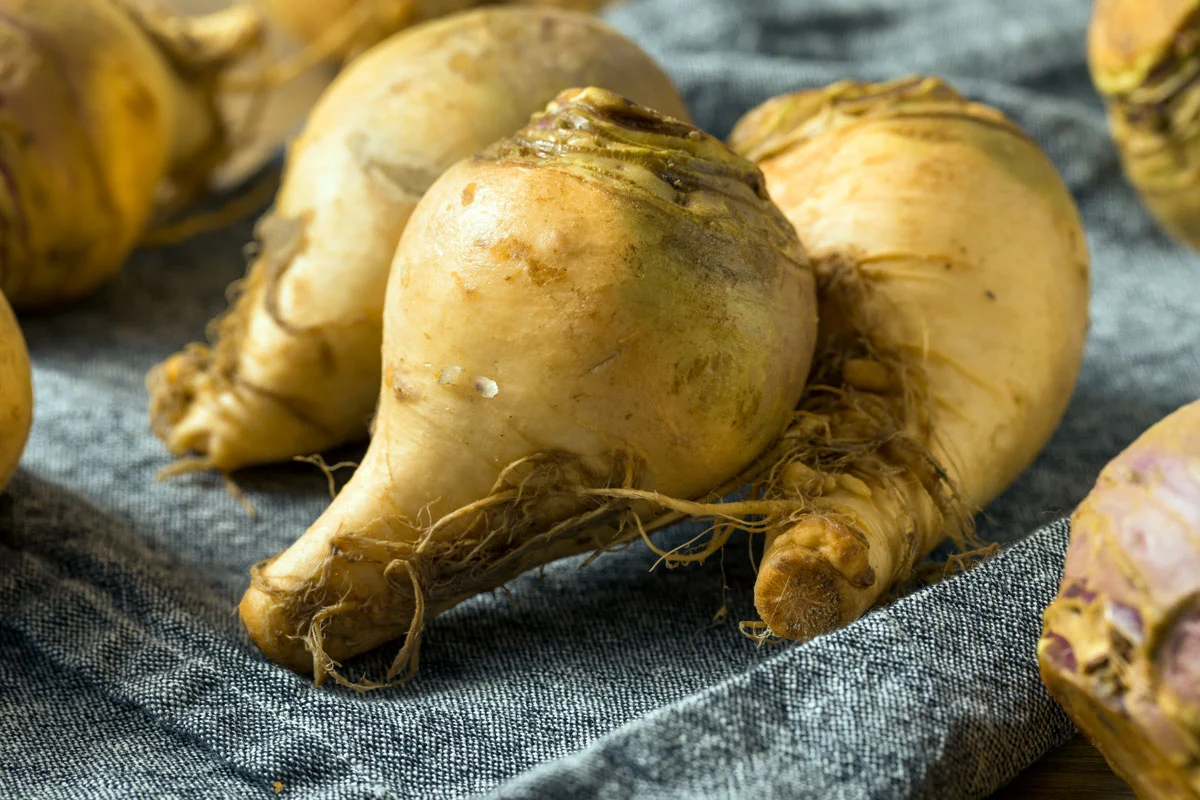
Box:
[492,523,1075,800]
[2,0,1199,797]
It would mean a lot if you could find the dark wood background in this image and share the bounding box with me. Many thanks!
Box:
[993,736,1135,799]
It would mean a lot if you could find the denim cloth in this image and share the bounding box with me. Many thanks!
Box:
[3,0,1199,798]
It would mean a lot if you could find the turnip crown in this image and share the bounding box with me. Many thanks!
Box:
[729,75,1024,165]
[481,86,802,268]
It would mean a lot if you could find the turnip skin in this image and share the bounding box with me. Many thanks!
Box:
[239,88,817,685]
[147,7,691,474]
[728,77,1090,640]
[0,291,30,492]
[1040,399,1200,800]
[257,0,613,61]
[0,0,262,309]
[1088,0,1200,249]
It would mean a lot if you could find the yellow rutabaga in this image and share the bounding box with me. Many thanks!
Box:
[0,291,30,491]
[256,0,613,61]
[239,88,817,686]
[1089,0,1200,248]
[0,0,262,309]
[148,8,690,473]
[1040,398,1200,800]
[725,77,1090,640]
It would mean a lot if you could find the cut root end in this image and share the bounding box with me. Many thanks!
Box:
[753,537,866,640]
[734,257,976,640]
[147,345,214,447]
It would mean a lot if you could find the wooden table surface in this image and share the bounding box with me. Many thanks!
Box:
[993,735,1136,799]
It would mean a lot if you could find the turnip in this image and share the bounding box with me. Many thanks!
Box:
[238,87,817,685]
[0,0,262,309]
[1089,0,1200,248]
[148,8,690,473]
[256,0,613,62]
[726,77,1091,640]
[1040,398,1200,800]
[0,291,30,491]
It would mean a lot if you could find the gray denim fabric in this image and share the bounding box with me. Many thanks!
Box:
[2,0,1198,798]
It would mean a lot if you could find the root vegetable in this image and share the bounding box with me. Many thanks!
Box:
[238,87,817,685]
[0,291,30,491]
[147,8,689,473]
[726,76,1090,640]
[256,0,613,61]
[256,0,471,60]
[1039,398,1200,800]
[1088,0,1200,248]
[0,0,263,309]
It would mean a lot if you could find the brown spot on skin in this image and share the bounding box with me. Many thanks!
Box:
[451,271,478,299]
[671,355,702,392]
[121,81,159,125]
[384,364,416,401]
[539,16,561,43]
[491,237,565,286]
[461,183,476,206]
[684,355,710,383]
[735,387,764,427]
[985,289,997,301]
[448,51,483,82]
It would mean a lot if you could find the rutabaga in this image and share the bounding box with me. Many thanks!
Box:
[0,0,262,308]
[257,0,613,61]
[727,77,1090,640]
[1089,0,1200,249]
[239,88,818,686]
[148,7,690,473]
[0,291,30,492]
[1040,398,1200,800]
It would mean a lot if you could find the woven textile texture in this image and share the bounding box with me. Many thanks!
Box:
[2,0,1199,798]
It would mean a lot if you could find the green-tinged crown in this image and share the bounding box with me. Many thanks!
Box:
[483,86,803,258]
[728,76,1021,164]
